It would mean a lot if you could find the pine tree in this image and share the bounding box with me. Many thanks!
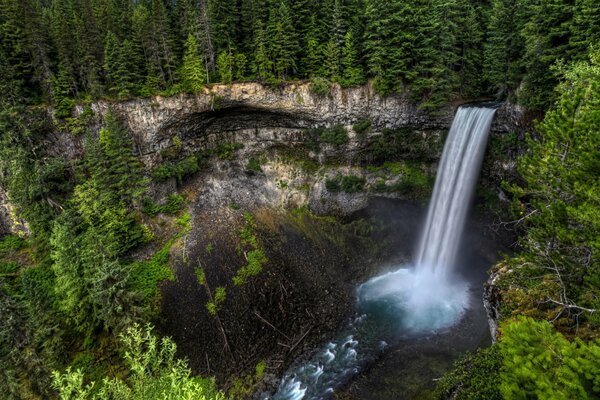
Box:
[252,20,273,81]
[180,34,206,93]
[323,40,341,82]
[208,0,238,52]
[301,15,323,77]
[52,65,76,119]
[342,30,365,87]
[268,0,299,80]
[519,0,575,110]
[216,49,233,84]
[571,0,600,60]
[483,0,528,99]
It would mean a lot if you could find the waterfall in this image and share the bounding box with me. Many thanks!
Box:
[415,106,497,277]
[267,106,497,400]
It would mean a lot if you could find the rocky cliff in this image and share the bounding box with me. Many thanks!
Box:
[0,82,530,236]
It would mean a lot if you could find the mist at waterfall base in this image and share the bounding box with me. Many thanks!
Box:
[268,106,498,400]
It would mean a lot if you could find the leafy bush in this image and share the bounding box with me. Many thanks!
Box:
[0,235,26,256]
[325,175,365,193]
[143,194,185,217]
[245,158,262,174]
[52,324,226,400]
[353,119,372,136]
[152,156,201,184]
[310,77,332,97]
[434,346,502,400]
[320,125,349,146]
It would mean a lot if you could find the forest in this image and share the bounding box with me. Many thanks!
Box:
[0,0,599,399]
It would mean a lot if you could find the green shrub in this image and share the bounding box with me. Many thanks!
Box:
[129,241,175,304]
[353,119,372,136]
[320,125,349,146]
[143,194,185,217]
[233,249,267,286]
[152,156,201,184]
[245,158,262,174]
[310,77,332,97]
[325,175,365,193]
[340,175,366,193]
[434,346,502,400]
[206,286,227,316]
[0,235,26,256]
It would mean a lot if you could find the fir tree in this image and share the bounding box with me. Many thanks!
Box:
[342,30,365,87]
[180,34,206,93]
[216,49,233,84]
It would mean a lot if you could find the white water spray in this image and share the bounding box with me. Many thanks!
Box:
[359,106,497,333]
[269,106,497,399]
[415,107,498,277]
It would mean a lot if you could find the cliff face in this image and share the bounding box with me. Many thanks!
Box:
[1,82,528,234]
[100,82,528,164]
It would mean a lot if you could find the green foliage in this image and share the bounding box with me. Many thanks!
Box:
[216,50,233,84]
[176,213,192,233]
[143,194,185,217]
[52,66,75,119]
[325,175,366,193]
[310,77,332,97]
[434,346,502,400]
[52,324,226,400]
[0,235,26,256]
[195,267,206,286]
[180,34,206,93]
[499,317,600,399]
[233,249,267,286]
[206,286,227,316]
[500,49,600,334]
[319,125,349,146]
[129,240,176,306]
[245,157,262,174]
[353,119,372,136]
[152,155,202,184]
[229,360,268,399]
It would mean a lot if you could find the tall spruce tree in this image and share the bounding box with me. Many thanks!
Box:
[180,34,206,92]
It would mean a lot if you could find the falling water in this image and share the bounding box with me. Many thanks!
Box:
[267,106,498,400]
[415,106,498,276]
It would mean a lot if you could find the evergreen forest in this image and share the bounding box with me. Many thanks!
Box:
[0,0,599,399]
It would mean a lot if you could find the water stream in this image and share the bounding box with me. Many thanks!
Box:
[266,106,498,400]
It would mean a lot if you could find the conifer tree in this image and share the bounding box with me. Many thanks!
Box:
[323,40,341,82]
[301,15,323,77]
[268,0,299,80]
[252,20,273,82]
[216,49,233,84]
[180,34,206,93]
[342,30,365,87]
